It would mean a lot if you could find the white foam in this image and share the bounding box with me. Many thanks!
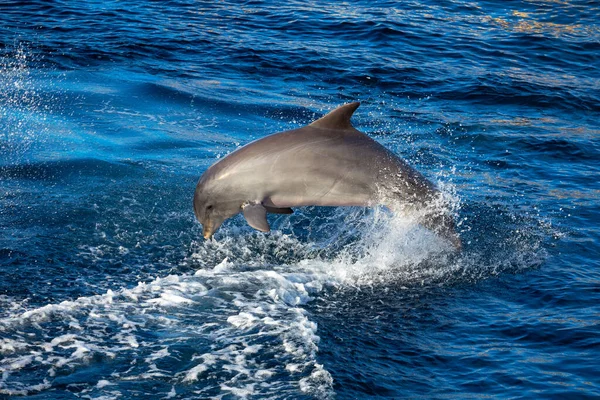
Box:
[255,369,274,379]
[145,291,196,306]
[299,363,334,397]
[227,312,258,329]
[213,257,233,272]
[183,354,217,382]
[219,383,256,399]
[0,379,51,396]
[145,347,170,363]
[164,386,177,399]
[96,380,113,388]
[0,338,28,353]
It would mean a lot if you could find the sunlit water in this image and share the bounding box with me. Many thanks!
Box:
[1,1,599,398]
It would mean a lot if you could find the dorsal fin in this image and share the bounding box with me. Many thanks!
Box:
[309,102,360,130]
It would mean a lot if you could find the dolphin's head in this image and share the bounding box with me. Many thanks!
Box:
[193,174,241,239]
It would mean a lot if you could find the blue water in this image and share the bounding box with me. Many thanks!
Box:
[1,1,599,398]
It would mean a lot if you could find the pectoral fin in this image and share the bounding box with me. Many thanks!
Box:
[242,203,270,232]
[265,206,293,214]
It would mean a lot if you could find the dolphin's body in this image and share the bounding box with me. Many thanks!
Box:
[194,102,461,249]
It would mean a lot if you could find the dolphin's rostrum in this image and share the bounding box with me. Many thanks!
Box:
[194,102,461,249]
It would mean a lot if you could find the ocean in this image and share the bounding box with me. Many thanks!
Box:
[1,0,599,398]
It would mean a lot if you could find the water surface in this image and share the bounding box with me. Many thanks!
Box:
[1,1,599,398]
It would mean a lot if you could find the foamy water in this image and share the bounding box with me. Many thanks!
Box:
[0,199,546,398]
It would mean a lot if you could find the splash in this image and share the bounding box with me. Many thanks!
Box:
[0,44,44,166]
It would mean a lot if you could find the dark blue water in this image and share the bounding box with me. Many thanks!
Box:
[1,1,599,398]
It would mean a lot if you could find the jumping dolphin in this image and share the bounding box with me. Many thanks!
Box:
[193,102,461,249]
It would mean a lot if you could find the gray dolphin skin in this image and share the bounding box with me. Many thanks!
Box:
[193,102,461,249]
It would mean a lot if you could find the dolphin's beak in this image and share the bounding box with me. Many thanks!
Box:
[201,216,225,240]
[202,224,214,240]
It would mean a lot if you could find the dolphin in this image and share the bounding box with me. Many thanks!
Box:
[193,102,461,249]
